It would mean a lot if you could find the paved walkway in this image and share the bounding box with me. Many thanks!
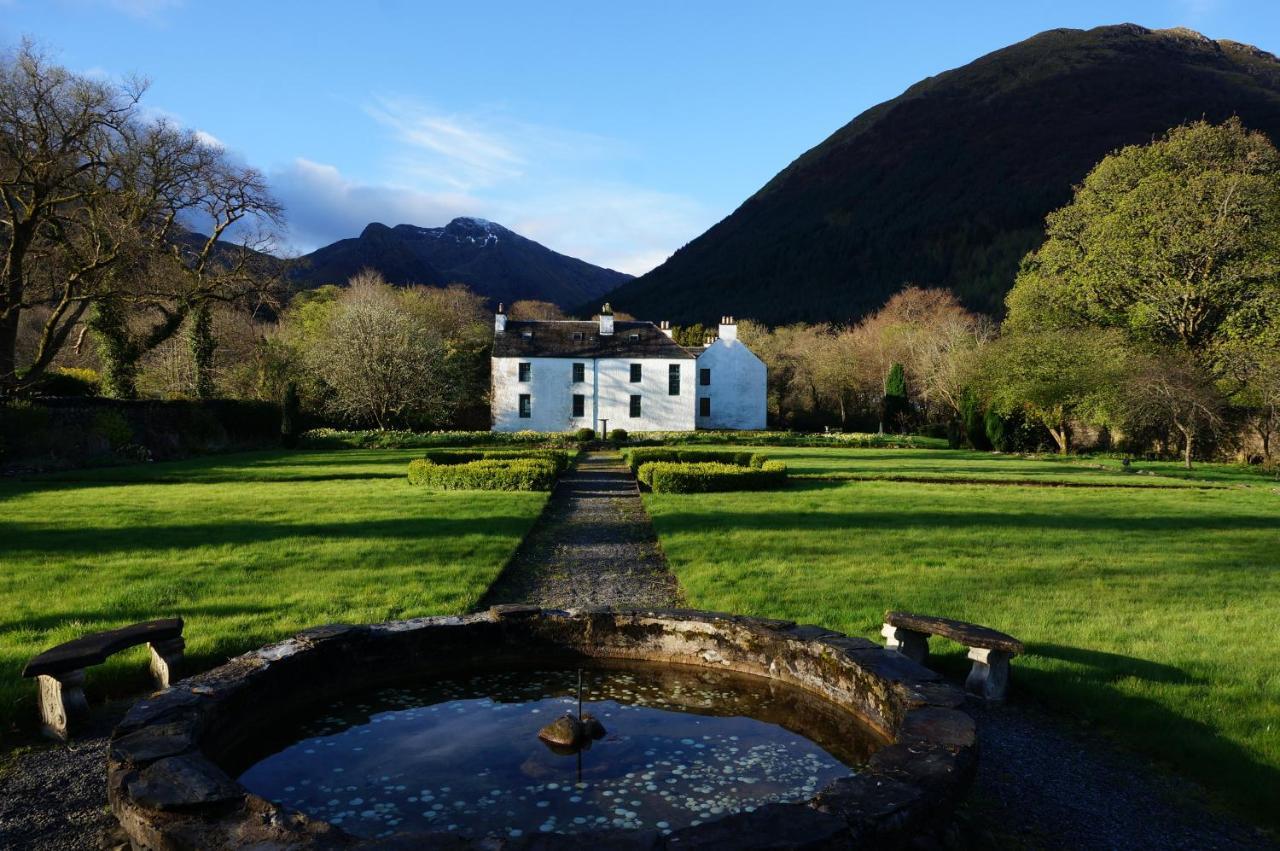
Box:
[478,450,682,610]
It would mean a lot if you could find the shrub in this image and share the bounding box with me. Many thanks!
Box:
[298,429,582,450]
[961,388,992,450]
[35,367,101,397]
[609,428,629,443]
[643,460,788,493]
[622,447,756,476]
[419,448,572,477]
[407,457,560,491]
[574,427,596,442]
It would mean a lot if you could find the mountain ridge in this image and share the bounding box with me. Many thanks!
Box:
[291,217,630,308]
[602,23,1280,324]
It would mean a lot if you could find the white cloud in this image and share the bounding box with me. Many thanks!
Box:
[269,99,711,276]
[270,158,479,255]
[193,129,223,150]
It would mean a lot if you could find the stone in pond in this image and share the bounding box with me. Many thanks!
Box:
[581,712,607,740]
[538,713,584,748]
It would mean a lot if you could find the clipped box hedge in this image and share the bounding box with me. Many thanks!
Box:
[622,447,766,475]
[407,457,560,491]
[640,460,788,493]
[419,448,573,476]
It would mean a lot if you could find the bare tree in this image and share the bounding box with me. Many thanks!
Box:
[508,299,565,321]
[0,41,282,395]
[1124,351,1226,469]
[305,273,456,429]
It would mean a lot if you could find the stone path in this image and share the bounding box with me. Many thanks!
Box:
[478,450,682,610]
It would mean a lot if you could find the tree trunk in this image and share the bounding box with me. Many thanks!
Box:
[1048,426,1069,455]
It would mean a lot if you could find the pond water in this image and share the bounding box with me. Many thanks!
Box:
[237,664,881,840]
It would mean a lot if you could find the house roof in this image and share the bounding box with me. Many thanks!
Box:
[493,320,697,360]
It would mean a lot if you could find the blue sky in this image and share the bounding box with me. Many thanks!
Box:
[3,0,1278,273]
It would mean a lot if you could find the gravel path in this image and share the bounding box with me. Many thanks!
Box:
[962,698,1276,850]
[0,703,125,850]
[477,450,682,609]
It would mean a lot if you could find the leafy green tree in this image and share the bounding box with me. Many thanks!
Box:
[977,328,1129,454]
[1005,119,1280,373]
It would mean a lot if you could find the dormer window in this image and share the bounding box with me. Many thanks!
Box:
[572,332,584,342]
[522,330,533,339]
[629,333,640,342]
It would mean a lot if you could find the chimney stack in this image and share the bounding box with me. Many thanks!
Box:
[599,303,615,336]
[718,314,737,341]
[495,303,507,333]
[659,320,673,339]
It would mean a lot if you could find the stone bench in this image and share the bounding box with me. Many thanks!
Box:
[881,611,1024,701]
[21,618,184,740]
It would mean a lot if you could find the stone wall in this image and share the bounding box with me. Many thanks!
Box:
[0,397,280,472]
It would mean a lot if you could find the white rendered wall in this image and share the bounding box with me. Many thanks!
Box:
[595,358,695,433]
[491,356,695,432]
[695,338,767,430]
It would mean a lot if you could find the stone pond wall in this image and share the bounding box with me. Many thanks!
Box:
[108,607,977,850]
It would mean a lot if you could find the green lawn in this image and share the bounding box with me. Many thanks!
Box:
[643,447,1280,825]
[0,449,547,743]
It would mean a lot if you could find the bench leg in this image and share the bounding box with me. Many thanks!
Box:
[149,637,185,689]
[965,648,1011,701]
[881,623,930,664]
[36,670,89,741]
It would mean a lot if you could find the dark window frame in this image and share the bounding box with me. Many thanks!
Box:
[630,363,642,383]
[668,364,680,396]
[699,367,711,386]
[572,394,585,418]
[518,362,531,382]
[572,362,585,383]
[518,394,532,418]
[699,396,711,417]
[629,394,642,418]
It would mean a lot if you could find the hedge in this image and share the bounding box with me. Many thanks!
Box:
[623,430,947,449]
[407,457,560,491]
[622,447,765,477]
[419,448,573,477]
[301,429,583,450]
[641,460,789,493]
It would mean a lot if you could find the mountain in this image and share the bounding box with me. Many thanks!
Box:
[291,217,630,309]
[604,24,1280,324]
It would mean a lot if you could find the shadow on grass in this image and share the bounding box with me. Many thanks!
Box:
[1012,651,1280,827]
[1,514,537,557]
[1031,643,1204,685]
[652,506,1278,536]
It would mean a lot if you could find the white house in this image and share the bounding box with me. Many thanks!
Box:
[491,305,767,433]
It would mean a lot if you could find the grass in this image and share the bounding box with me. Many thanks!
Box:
[0,448,547,745]
[642,447,1280,827]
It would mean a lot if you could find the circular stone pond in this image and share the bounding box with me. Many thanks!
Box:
[108,607,977,850]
